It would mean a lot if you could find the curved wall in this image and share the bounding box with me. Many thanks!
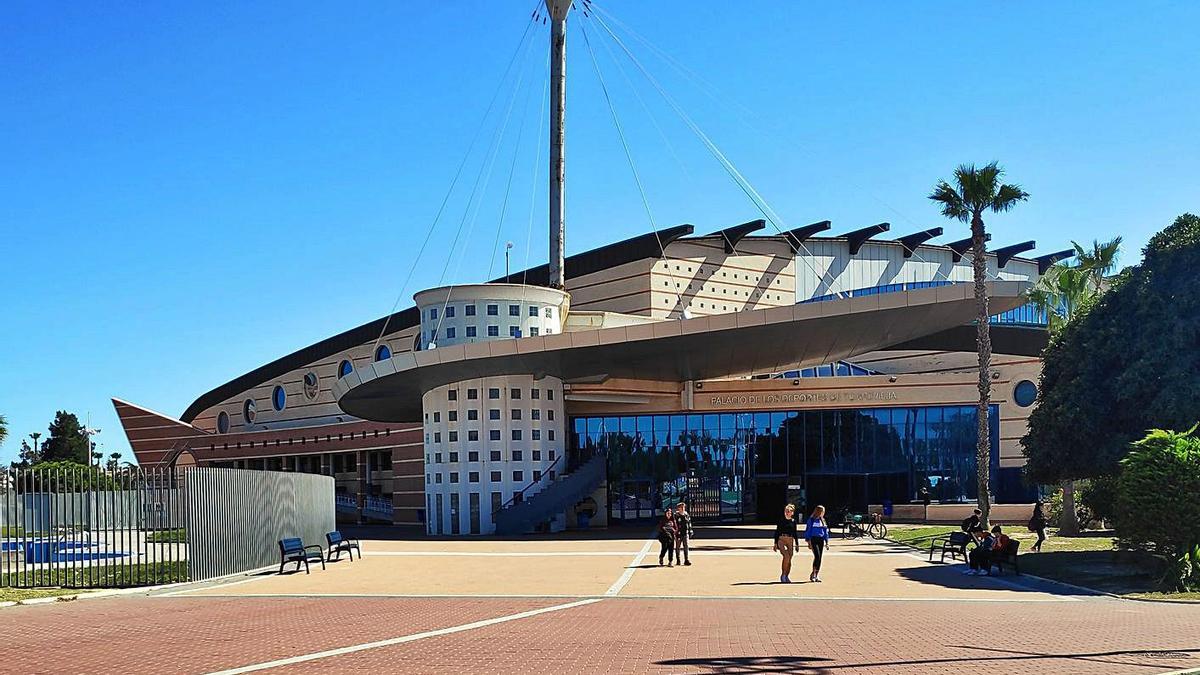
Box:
[414,284,569,350]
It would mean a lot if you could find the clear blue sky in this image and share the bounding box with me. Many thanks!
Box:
[2,1,1197,463]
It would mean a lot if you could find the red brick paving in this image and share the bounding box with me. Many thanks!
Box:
[1,595,1198,674]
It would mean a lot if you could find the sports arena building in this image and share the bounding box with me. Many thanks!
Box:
[115,220,1070,534]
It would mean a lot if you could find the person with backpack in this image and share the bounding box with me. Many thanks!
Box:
[961,508,983,534]
[1028,501,1048,552]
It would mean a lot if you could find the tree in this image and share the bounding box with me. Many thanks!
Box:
[1023,214,1200,486]
[39,411,90,464]
[929,162,1029,526]
[105,452,123,472]
[1027,236,1123,534]
[0,414,7,448]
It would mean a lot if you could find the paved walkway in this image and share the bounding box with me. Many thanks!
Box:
[2,526,1198,674]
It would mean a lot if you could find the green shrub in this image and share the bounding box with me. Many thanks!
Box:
[1078,475,1119,529]
[1116,427,1200,591]
[1044,488,1064,528]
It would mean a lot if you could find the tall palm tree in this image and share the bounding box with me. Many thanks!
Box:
[0,414,7,448]
[1072,236,1123,291]
[930,162,1029,527]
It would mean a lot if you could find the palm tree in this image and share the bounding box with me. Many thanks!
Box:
[1028,236,1122,535]
[0,414,7,448]
[930,162,1029,527]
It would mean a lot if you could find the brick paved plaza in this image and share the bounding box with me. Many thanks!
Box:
[2,526,1198,674]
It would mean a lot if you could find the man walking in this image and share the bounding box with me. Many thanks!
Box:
[674,502,693,566]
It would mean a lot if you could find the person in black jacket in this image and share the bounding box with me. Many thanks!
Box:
[1029,501,1048,552]
[961,508,984,534]
[772,503,799,583]
[657,508,677,567]
[674,502,694,566]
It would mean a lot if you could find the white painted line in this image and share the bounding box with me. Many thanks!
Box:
[366,550,642,557]
[174,591,1082,603]
[204,597,601,674]
[1154,667,1200,675]
[605,537,655,596]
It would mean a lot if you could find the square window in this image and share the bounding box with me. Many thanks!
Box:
[510,388,521,400]
[448,389,458,401]
[512,450,523,461]
[533,450,542,461]
[511,429,522,441]
[449,472,459,483]
[529,305,539,317]
[466,326,477,337]
[468,451,479,462]
[531,409,540,420]
[448,431,458,442]
[487,304,498,316]
[489,388,500,399]
[434,432,441,443]
[532,429,541,440]
[449,451,458,462]
[509,326,520,337]
[468,471,479,483]
[509,304,520,316]
[467,409,478,421]
[490,450,502,462]
[490,471,502,482]
[429,307,438,320]
[544,307,553,318]
[530,327,539,336]
[468,430,479,442]
[433,411,440,422]
[487,325,499,337]
[467,388,478,400]
[531,389,540,400]
[511,409,521,420]
[490,429,501,441]
[512,471,524,482]
[446,327,456,339]
[489,409,501,420]
[465,304,476,316]
[448,410,458,422]
[446,306,455,318]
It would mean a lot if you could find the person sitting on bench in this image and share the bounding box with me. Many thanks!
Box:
[965,525,1008,576]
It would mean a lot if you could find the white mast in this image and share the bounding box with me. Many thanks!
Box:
[546,0,570,289]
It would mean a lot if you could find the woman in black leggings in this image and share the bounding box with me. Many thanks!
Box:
[657,509,677,566]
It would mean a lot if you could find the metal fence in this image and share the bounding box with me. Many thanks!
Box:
[1,465,334,589]
[186,467,334,582]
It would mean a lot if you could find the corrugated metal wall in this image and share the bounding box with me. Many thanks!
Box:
[185,467,334,581]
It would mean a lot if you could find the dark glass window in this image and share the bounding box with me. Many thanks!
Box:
[465,304,476,316]
[338,360,353,378]
[489,388,500,399]
[509,304,520,316]
[1014,380,1037,407]
[490,450,502,461]
[490,471,502,482]
[466,326,477,337]
[375,344,391,361]
[271,386,286,412]
[487,326,499,337]
[487,304,498,316]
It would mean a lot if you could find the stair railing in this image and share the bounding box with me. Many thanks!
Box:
[491,454,565,516]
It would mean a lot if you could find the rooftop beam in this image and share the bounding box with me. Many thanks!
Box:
[947,234,992,263]
[841,222,890,255]
[711,219,766,254]
[897,227,944,258]
[1034,249,1076,275]
[783,220,832,253]
[994,241,1037,269]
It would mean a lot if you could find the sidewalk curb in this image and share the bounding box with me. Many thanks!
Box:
[2,564,280,608]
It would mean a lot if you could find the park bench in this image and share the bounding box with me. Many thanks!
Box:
[929,530,973,563]
[278,537,325,574]
[325,531,361,562]
[989,539,1021,576]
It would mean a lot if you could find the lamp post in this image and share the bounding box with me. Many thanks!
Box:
[505,241,513,280]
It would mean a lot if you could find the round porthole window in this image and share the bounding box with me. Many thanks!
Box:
[303,372,319,400]
[243,398,257,425]
[375,344,391,361]
[272,385,286,411]
[216,411,230,434]
[338,359,353,379]
[1014,380,1037,407]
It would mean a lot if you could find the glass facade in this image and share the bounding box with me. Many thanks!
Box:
[572,404,1006,524]
[802,280,1049,327]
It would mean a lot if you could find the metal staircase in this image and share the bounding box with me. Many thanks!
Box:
[492,451,606,536]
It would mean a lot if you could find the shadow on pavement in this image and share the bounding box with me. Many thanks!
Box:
[895,562,1102,596]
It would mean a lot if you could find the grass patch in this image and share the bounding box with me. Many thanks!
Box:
[0,587,77,603]
[1,561,188,589]
[885,525,957,551]
[1126,591,1200,602]
[145,528,186,544]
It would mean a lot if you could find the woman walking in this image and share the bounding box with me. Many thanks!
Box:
[804,505,831,582]
[1029,500,1048,552]
[772,503,799,583]
[657,507,677,566]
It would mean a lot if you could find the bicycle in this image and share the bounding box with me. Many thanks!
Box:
[864,512,889,540]
[841,511,867,540]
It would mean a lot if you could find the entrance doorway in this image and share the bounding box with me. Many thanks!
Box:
[756,479,787,524]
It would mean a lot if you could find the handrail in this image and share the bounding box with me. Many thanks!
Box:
[492,455,565,516]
